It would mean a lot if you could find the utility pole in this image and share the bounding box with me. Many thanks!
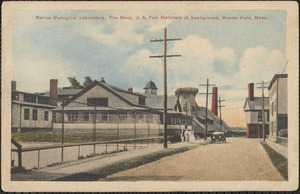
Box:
[61,100,65,163]
[94,104,96,142]
[218,97,226,131]
[256,81,269,142]
[149,28,181,148]
[199,79,216,140]
[61,101,65,145]
[93,104,96,153]
[185,101,188,115]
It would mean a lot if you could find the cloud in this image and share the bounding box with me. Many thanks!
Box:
[168,35,237,90]
[215,47,236,68]
[238,46,285,87]
[121,48,164,92]
[147,20,173,33]
[80,20,144,52]
[13,59,77,93]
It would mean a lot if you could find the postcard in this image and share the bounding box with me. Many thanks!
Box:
[1,1,299,192]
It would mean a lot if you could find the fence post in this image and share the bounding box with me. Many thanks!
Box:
[61,146,64,163]
[18,149,22,167]
[106,143,108,154]
[78,145,80,158]
[38,150,40,169]
[11,139,22,167]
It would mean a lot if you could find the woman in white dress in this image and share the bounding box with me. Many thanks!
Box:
[189,130,196,142]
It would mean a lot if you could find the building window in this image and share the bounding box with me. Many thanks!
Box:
[83,112,89,121]
[32,109,38,120]
[52,112,56,123]
[38,96,50,105]
[12,91,19,100]
[149,115,153,122]
[139,96,145,105]
[68,112,78,122]
[102,113,108,122]
[183,107,187,112]
[184,94,188,99]
[119,114,126,122]
[138,114,144,120]
[44,111,49,121]
[87,98,108,107]
[192,106,195,111]
[24,93,36,103]
[24,109,30,120]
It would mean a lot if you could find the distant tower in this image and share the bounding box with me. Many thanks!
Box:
[144,81,158,94]
[175,88,199,115]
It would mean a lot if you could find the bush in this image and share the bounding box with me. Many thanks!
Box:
[279,129,288,137]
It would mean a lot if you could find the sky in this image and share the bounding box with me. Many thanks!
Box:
[12,9,287,127]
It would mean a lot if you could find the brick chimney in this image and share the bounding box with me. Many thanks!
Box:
[50,79,58,105]
[11,81,16,90]
[128,87,133,93]
[212,87,218,116]
[248,83,254,101]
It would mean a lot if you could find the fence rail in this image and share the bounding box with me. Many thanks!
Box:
[11,136,163,169]
[277,136,288,143]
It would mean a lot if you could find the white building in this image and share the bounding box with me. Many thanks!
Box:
[52,80,162,135]
[268,74,288,141]
[243,83,269,138]
[11,80,57,132]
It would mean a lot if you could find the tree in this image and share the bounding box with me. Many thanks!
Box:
[83,76,93,88]
[67,77,84,89]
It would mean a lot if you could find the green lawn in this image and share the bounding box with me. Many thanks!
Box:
[12,132,183,144]
[263,143,288,180]
[12,132,160,143]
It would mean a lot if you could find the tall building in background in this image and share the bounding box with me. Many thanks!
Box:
[268,74,288,141]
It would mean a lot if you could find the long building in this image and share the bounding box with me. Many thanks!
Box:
[52,80,163,135]
[11,78,230,137]
[11,80,57,132]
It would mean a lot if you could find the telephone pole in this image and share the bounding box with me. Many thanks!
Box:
[218,97,226,131]
[199,79,216,140]
[150,28,181,148]
[256,81,269,142]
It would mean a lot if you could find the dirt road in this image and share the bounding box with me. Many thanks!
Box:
[102,138,284,181]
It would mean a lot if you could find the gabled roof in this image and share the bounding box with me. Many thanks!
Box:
[243,97,269,111]
[268,74,288,90]
[62,80,147,107]
[44,88,82,96]
[144,94,177,110]
[109,85,146,97]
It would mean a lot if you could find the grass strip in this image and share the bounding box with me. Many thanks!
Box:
[262,143,288,180]
[53,143,205,181]
[12,132,161,143]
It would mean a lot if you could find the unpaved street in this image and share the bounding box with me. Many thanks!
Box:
[102,138,284,181]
